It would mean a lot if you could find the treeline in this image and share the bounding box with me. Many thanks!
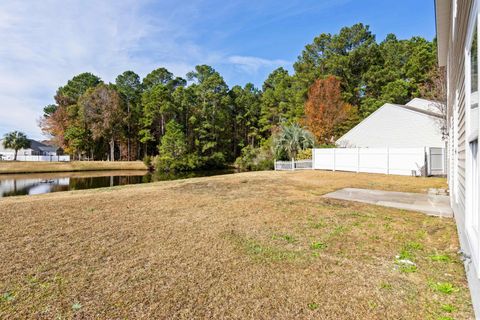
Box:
[40,24,438,169]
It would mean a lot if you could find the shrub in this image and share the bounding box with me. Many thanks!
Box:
[296,148,312,160]
[143,155,153,169]
[273,123,315,160]
[204,152,226,169]
[154,153,201,172]
[235,145,274,171]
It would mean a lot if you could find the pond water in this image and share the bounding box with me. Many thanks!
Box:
[0,169,235,198]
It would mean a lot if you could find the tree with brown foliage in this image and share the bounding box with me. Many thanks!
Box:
[304,76,353,144]
[38,105,69,150]
[420,66,448,140]
[80,84,126,161]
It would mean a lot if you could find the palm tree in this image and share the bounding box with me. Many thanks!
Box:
[273,124,315,160]
[2,131,30,161]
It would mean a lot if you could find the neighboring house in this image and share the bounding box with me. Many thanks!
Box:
[436,0,480,314]
[336,98,445,148]
[0,139,62,158]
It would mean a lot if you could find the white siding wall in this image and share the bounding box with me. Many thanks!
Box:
[439,0,480,314]
[336,104,444,148]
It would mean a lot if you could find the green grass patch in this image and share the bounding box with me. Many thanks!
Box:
[395,242,422,273]
[226,232,302,262]
[405,242,423,251]
[430,254,452,263]
[72,302,82,312]
[310,241,327,250]
[307,302,319,310]
[330,225,347,237]
[398,249,414,261]
[397,241,423,260]
[430,282,459,294]
[380,282,392,290]
[272,234,297,244]
[398,264,417,273]
[307,217,326,229]
[440,304,456,313]
[1,292,15,303]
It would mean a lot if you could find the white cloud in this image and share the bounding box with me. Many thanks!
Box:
[227,55,290,74]
[0,0,208,139]
[0,0,295,139]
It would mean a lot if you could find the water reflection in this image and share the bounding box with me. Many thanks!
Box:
[0,169,235,198]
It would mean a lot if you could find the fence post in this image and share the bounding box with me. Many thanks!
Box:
[424,146,428,177]
[357,147,360,173]
[274,159,277,171]
[333,148,336,172]
[312,149,315,170]
[291,158,295,171]
[386,147,390,175]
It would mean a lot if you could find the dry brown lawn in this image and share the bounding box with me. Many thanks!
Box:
[0,161,147,174]
[0,170,473,319]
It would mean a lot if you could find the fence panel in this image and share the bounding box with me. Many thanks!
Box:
[334,148,358,172]
[294,160,312,170]
[358,148,389,174]
[274,160,293,171]
[428,147,446,176]
[388,148,425,176]
[313,149,335,170]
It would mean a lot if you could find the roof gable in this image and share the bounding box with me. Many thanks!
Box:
[336,102,444,148]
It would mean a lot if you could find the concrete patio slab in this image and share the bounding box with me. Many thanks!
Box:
[323,188,453,218]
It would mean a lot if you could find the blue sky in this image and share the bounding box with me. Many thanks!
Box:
[0,0,436,139]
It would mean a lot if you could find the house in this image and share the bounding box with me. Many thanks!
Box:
[436,0,480,314]
[336,98,445,148]
[0,139,62,160]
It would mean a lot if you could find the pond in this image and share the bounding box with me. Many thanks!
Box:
[0,169,236,198]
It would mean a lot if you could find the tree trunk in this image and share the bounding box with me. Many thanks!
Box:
[127,138,130,161]
[14,150,18,161]
[161,114,165,136]
[127,100,131,161]
[110,138,115,162]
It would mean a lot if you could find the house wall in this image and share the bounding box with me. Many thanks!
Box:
[0,146,35,156]
[336,104,444,148]
[0,139,58,157]
[441,0,480,314]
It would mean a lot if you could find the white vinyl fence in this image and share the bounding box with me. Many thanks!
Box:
[427,147,447,176]
[274,159,312,171]
[275,147,446,176]
[0,154,70,162]
[313,147,445,176]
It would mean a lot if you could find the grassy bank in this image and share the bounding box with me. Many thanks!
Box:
[0,171,472,319]
[0,161,147,174]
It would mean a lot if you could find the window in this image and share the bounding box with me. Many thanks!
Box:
[471,140,479,234]
[472,22,478,110]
